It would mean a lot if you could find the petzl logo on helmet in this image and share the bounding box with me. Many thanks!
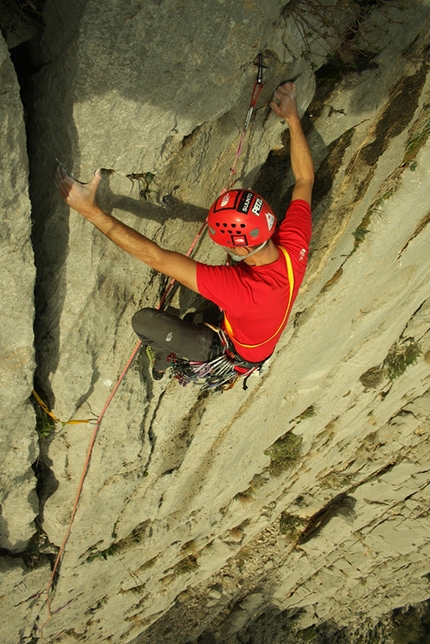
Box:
[220,194,231,208]
[252,198,263,216]
[266,212,275,230]
[237,191,253,214]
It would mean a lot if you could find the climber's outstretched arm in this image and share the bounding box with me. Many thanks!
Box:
[55,165,199,293]
[270,82,314,206]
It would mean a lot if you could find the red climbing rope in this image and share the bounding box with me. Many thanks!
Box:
[43,339,142,624]
[41,223,207,627]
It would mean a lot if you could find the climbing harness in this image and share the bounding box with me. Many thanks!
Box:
[171,246,294,392]
[169,326,267,392]
[223,246,294,350]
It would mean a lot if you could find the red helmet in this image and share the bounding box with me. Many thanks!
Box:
[207,189,276,247]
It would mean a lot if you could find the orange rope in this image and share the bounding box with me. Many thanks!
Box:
[41,340,142,630]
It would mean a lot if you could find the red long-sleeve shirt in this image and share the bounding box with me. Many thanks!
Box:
[196,199,312,363]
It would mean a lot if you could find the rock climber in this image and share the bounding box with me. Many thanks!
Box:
[55,82,314,383]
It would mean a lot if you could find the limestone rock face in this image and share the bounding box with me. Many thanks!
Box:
[0,34,37,552]
[28,0,311,423]
[1,1,430,643]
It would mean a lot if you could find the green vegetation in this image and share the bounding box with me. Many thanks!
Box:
[360,339,422,389]
[360,365,385,389]
[239,431,303,498]
[242,473,267,496]
[353,225,370,244]
[35,414,55,439]
[297,405,316,421]
[301,626,317,642]
[264,431,303,476]
[352,209,372,251]
[279,512,304,540]
[32,394,55,439]
[383,340,422,381]
[390,603,430,644]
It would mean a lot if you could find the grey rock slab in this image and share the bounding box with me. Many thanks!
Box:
[0,556,50,644]
[3,2,430,643]
[0,34,37,550]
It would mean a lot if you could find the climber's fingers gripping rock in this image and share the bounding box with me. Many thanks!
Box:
[55,164,102,216]
[269,81,298,121]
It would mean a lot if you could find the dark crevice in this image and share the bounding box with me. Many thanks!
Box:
[7,34,63,573]
[140,387,167,474]
[7,29,59,414]
[8,40,38,119]
[360,70,428,167]
[0,521,58,572]
[312,127,356,208]
[32,457,59,524]
[298,493,356,544]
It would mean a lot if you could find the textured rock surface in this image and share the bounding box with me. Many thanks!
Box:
[0,34,37,552]
[1,1,430,643]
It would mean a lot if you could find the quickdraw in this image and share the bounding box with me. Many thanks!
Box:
[32,389,97,426]
[226,53,266,191]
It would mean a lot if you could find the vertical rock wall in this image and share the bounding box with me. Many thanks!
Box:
[0,34,37,551]
[1,0,430,643]
[28,0,305,423]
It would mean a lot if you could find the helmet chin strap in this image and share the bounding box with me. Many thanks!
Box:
[225,240,268,262]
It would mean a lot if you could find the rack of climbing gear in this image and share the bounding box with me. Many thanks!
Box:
[169,326,266,392]
[170,352,261,392]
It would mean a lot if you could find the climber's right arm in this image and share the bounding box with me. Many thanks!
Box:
[55,165,200,294]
